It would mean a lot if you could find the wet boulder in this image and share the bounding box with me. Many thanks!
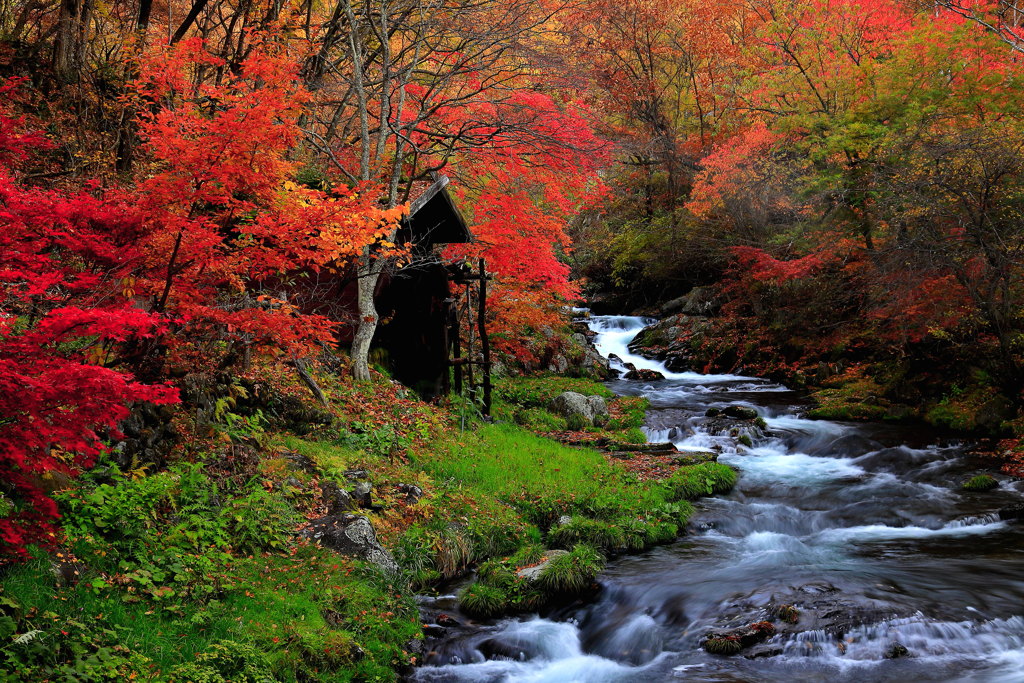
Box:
[998,503,1024,522]
[702,621,777,656]
[724,405,759,420]
[302,514,398,573]
[884,642,910,659]
[621,363,665,381]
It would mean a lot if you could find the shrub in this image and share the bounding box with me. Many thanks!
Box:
[770,603,800,624]
[510,543,545,568]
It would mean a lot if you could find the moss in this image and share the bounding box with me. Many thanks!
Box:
[962,474,999,491]
[753,417,768,430]
[808,370,889,421]
[926,384,1009,433]
[534,544,604,594]
[737,434,753,448]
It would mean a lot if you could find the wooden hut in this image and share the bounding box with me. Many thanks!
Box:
[372,176,491,411]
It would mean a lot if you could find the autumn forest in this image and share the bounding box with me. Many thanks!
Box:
[2,0,1024,680]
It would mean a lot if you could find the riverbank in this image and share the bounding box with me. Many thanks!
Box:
[0,349,736,681]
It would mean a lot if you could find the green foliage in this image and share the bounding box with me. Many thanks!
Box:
[0,546,419,683]
[224,481,300,554]
[548,516,626,553]
[509,543,545,567]
[606,396,650,430]
[534,544,603,594]
[494,376,613,410]
[513,407,567,431]
[664,463,738,501]
[926,384,1007,433]
[169,640,274,682]
[393,527,442,590]
[459,583,509,618]
[962,474,999,491]
[0,583,151,681]
[771,603,800,624]
[565,413,591,431]
[737,434,753,448]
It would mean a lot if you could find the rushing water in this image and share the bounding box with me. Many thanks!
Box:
[414,315,1024,682]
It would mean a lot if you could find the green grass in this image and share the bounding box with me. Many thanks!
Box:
[458,583,509,618]
[494,375,614,410]
[534,544,603,594]
[663,462,738,501]
[417,422,678,524]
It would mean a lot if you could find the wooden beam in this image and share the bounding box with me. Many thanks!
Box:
[479,258,492,417]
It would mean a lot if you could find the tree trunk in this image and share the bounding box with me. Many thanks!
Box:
[54,0,90,81]
[351,254,383,381]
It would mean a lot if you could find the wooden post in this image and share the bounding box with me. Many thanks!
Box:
[465,282,475,400]
[449,297,462,394]
[479,258,491,416]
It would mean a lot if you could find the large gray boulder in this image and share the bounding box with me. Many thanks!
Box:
[303,514,398,573]
[586,395,610,422]
[550,391,608,426]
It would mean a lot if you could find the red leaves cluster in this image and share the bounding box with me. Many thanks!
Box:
[0,39,397,561]
[0,102,177,560]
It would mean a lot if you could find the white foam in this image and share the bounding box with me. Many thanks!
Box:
[816,519,1006,543]
[720,448,865,485]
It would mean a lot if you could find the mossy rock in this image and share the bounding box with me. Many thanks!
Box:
[962,475,998,491]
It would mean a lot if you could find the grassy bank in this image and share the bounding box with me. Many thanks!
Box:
[0,369,736,681]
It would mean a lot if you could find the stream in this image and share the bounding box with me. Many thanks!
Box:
[413,315,1024,682]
